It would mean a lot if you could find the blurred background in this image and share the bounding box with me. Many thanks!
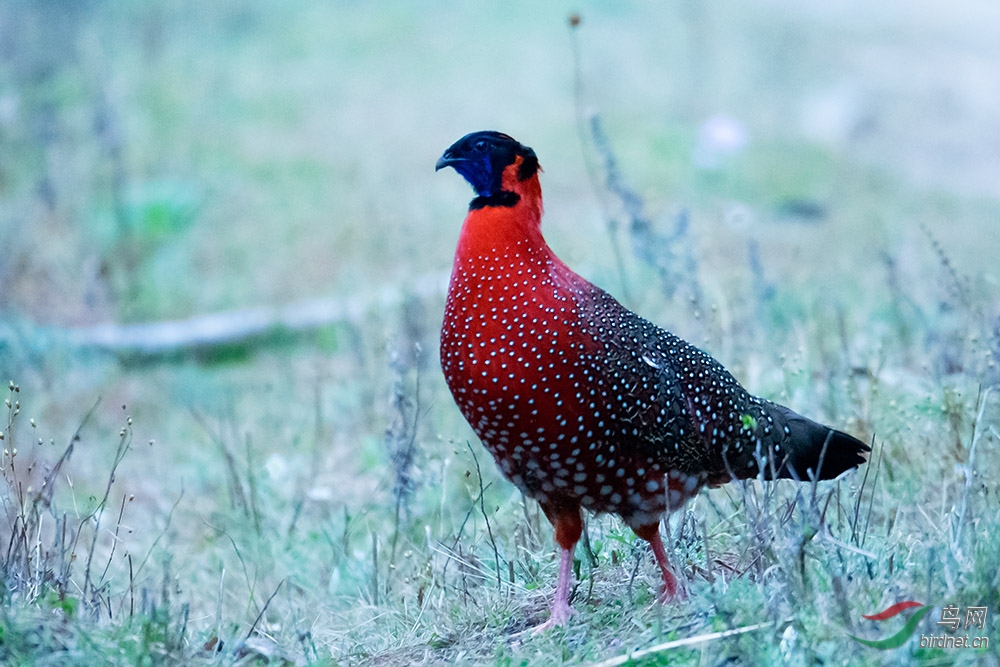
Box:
[1,0,998,661]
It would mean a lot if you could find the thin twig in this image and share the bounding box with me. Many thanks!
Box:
[465,441,502,593]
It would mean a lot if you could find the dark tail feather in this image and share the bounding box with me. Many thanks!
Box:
[771,406,870,481]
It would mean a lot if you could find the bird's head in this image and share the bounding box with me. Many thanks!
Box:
[436,131,540,208]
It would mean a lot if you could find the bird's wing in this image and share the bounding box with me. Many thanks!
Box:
[573,285,804,480]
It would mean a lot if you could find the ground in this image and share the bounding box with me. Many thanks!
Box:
[0,1,998,665]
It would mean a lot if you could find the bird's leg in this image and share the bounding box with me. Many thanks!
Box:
[633,522,682,602]
[548,546,575,623]
[532,506,582,633]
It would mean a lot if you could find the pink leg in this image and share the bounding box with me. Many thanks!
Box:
[634,523,682,601]
[533,507,582,633]
[532,546,575,633]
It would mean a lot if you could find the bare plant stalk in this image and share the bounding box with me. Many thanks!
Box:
[952,385,991,553]
[83,416,134,606]
[589,116,704,309]
[387,344,421,566]
[860,444,883,549]
[2,391,99,603]
[464,440,503,593]
[245,434,262,535]
[96,493,130,589]
[128,553,134,619]
[371,532,379,606]
[191,408,249,516]
[567,15,631,301]
[441,476,494,584]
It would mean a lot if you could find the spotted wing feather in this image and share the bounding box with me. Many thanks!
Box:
[575,287,869,485]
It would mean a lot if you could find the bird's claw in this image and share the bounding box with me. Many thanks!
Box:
[658,581,687,604]
[531,600,574,635]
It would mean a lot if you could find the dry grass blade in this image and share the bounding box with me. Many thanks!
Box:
[586,620,784,667]
[244,578,285,642]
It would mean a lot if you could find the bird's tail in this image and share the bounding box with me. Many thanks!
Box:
[765,404,870,481]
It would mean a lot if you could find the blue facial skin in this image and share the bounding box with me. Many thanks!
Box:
[437,132,536,210]
[449,151,496,197]
[436,132,514,197]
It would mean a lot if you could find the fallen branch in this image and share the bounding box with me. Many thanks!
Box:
[62,271,450,359]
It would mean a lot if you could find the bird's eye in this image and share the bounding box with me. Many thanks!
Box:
[474,140,488,152]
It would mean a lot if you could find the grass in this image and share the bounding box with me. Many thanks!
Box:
[2,1,999,665]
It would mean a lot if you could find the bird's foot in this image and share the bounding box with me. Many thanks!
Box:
[640,525,686,604]
[658,578,687,604]
[531,598,575,635]
[656,564,686,603]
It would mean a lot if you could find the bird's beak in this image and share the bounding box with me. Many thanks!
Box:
[435,151,463,171]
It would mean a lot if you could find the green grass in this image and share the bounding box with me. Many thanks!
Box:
[2,1,999,665]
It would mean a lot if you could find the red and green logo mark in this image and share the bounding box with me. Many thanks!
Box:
[848,601,932,649]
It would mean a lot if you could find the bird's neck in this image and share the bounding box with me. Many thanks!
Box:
[453,173,547,262]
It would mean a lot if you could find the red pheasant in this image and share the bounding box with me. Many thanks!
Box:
[436,131,869,628]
